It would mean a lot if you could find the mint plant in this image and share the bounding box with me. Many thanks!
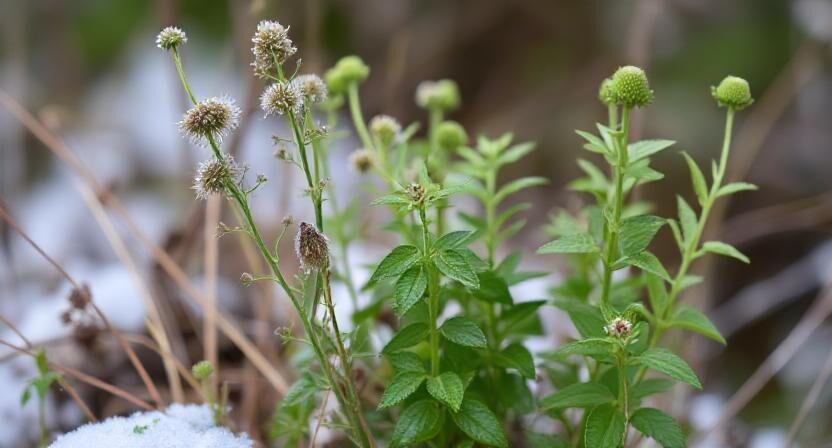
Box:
[537,68,754,447]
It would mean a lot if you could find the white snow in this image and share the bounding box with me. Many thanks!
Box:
[50,404,252,448]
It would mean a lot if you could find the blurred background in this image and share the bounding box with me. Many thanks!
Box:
[1,0,832,447]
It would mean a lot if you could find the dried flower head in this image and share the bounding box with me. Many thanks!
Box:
[179,97,241,145]
[598,78,617,106]
[415,79,460,111]
[282,215,294,226]
[435,120,468,151]
[604,317,633,339]
[251,20,296,79]
[68,284,92,310]
[260,82,303,117]
[240,272,254,286]
[711,76,753,110]
[193,155,240,199]
[349,148,374,174]
[406,183,426,203]
[369,115,401,148]
[156,26,187,51]
[192,360,215,380]
[295,222,330,272]
[291,74,328,104]
[610,66,653,108]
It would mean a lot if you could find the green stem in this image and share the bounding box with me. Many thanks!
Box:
[420,205,440,377]
[600,107,631,305]
[347,82,374,150]
[172,51,197,105]
[38,395,47,448]
[617,353,630,445]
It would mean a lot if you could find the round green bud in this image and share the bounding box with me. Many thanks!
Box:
[415,79,460,111]
[711,76,753,110]
[192,360,214,380]
[610,66,653,108]
[435,120,468,151]
[598,78,617,106]
[325,56,370,94]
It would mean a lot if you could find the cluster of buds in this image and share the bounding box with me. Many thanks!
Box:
[369,115,402,148]
[604,317,633,339]
[324,56,370,94]
[295,222,330,272]
[251,20,296,79]
[608,66,653,108]
[192,360,215,381]
[435,120,468,151]
[415,79,460,111]
[193,155,241,199]
[156,26,187,52]
[406,183,426,204]
[712,75,754,110]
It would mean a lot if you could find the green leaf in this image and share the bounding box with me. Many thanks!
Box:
[386,352,426,373]
[539,382,614,411]
[576,129,610,155]
[282,375,319,406]
[378,372,427,408]
[433,250,479,288]
[434,231,475,251]
[555,338,616,357]
[427,372,465,412]
[371,192,410,206]
[20,386,31,407]
[585,404,625,448]
[527,432,569,448]
[391,400,443,448]
[676,196,697,245]
[630,378,674,401]
[626,251,671,282]
[500,300,545,334]
[701,241,750,264]
[717,181,758,197]
[681,152,708,206]
[631,408,686,448]
[646,273,669,317]
[471,270,513,305]
[440,317,487,348]
[383,323,429,354]
[451,398,508,448]
[669,306,726,344]
[628,139,675,162]
[497,142,536,165]
[393,265,428,316]
[494,176,548,204]
[554,299,606,338]
[618,215,665,257]
[370,245,421,284]
[537,233,598,254]
[632,348,702,389]
[494,343,536,379]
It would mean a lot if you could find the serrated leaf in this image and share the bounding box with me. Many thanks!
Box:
[440,317,487,348]
[494,343,536,379]
[554,299,606,338]
[676,196,697,246]
[618,215,665,257]
[555,338,616,357]
[427,372,465,411]
[494,176,548,204]
[585,404,625,448]
[717,181,758,197]
[378,372,426,408]
[669,306,726,344]
[370,245,421,284]
[628,139,675,162]
[499,300,545,334]
[631,408,686,448]
[537,233,598,254]
[434,230,475,251]
[451,398,508,448]
[282,374,319,406]
[626,251,671,282]
[433,250,479,288]
[393,265,428,316]
[701,241,750,264]
[471,270,512,305]
[527,432,570,448]
[646,273,669,317]
[539,382,614,411]
[630,378,674,401]
[386,352,426,373]
[632,348,702,389]
[383,323,429,354]
[391,400,443,447]
[681,152,708,206]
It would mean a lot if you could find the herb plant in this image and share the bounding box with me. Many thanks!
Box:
[21,349,62,448]
[157,21,753,447]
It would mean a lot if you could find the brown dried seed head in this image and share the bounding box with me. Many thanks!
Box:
[295,222,330,272]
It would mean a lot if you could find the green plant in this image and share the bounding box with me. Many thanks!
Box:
[21,349,61,448]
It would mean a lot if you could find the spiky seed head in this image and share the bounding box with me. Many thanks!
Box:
[610,66,653,108]
[193,155,240,199]
[281,215,294,226]
[369,115,401,148]
[598,78,617,106]
[604,317,633,339]
[415,79,460,111]
[349,148,374,174]
[179,97,241,145]
[295,222,330,272]
[406,183,426,203]
[291,74,328,104]
[240,272,254,286]
[711,76,753,110]
[192,360,215,380]
[156,26,187,51]
[68,285,92,310]
[260,82,303,117]
[251,20,296,79]
[325,56,370,94]
[435,120,468,151]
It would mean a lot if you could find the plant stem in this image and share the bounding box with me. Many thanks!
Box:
[419,205,440,377]
[600,107,631,305]
[347,82,374,150]
[38,394,47,448]
[617,352,630,445]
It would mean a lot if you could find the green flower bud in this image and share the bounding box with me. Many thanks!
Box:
[610,66,653,108]
[369,115,401,148]
[192,360,214,380]
[598,78,617,106]
[415,79,460,111]
[325,56,370,95]
[435,121,468,151]
[711,76,753,110]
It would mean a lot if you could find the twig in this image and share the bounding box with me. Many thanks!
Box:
[786,339,832,444]
[311,389,331,448]
[204,195,221,396]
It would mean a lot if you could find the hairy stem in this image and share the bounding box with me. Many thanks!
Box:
[419,205,440,377]
[600,106,631,305]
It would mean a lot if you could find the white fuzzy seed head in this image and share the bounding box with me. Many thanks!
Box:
[260,82,303,117]
[193,155,240,199]
[179,97,241,145]
[251,20,296,79]
[291,74,328,104]
[156,26,187,51]
[349,148,375,174]
[295,222,330,272]
[369,115,401,148]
